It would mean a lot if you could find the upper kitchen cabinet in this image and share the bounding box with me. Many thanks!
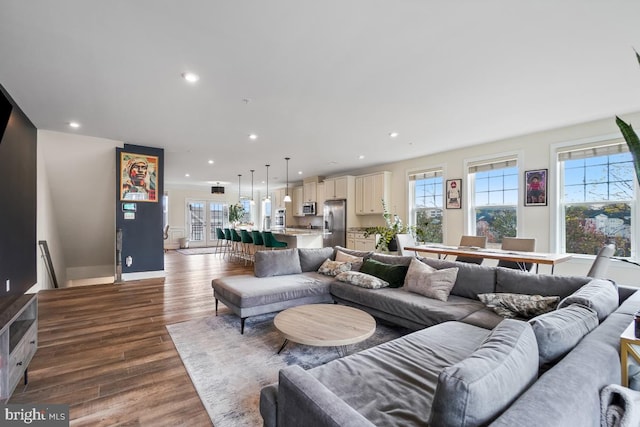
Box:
[315,182,325,216]
[324,176,353,200]
[303,181,317,202]
[272,188,287,212]
[356,171,391,215]
[293,186,304,217]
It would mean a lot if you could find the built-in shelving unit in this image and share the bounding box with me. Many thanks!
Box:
[0,294,38,402]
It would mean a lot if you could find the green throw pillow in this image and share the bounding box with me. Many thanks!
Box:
[360,258,408,288]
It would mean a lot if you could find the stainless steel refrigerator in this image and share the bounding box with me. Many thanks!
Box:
[323,199,346,248]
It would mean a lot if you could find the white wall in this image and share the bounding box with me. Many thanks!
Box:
[38,130,122,284]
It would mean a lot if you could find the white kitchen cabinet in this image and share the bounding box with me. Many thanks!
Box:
[293,186,304,217]
[356,171,391,215]
[272,188,287,212]
[346,231,376,251]
[315,183,325,216]
[303,181,317,202]
[324,176,350,200]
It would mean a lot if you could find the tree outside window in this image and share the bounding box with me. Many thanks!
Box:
[472,165,518,245]
[409,171,443,243]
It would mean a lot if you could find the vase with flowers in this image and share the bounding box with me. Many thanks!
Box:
[363,200,414,252]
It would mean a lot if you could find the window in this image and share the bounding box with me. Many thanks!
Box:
[559,142,635,257]
[409,170,443,243]
[468,158,518,245]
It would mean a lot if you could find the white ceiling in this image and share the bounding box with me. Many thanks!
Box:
[2,1,640,193]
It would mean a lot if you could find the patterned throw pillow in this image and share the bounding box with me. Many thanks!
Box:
[335,271,389,289]
[478,293,560,319]
[404,258,458,302]
[317,259,352,276]
[335,250,364,271]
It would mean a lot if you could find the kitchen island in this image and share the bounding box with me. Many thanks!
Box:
[271,228,324,249]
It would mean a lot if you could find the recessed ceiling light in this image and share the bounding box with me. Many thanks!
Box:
[328,161,338,165]
[358,155,365,160]
[181,72,200,83]
[389,132,399,138]
[298,171,303,175]
[249,133,258,140]
[185,173,190,177]
[68,121,80,128]
[208,160,214,164]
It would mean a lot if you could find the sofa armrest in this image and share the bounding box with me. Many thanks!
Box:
[277,365,374,427]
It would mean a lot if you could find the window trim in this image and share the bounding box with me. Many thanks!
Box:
[406,164,447,242]
[464,150,524,239]
[551,134,638,258]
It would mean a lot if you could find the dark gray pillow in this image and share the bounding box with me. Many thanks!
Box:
[529,303,599,366]
[496,268,589,299]
[369,253,414,266]
[557,279,619,322]
[429,319,539,426]
[254,248,302,278]
[418,257,496,300]
[298,247,334,272]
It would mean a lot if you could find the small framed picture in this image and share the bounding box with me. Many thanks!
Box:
[446,179,462,209]
[525,169,547,206]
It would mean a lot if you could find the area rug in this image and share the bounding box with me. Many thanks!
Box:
[166,310,409,427]
[176,247,221,255]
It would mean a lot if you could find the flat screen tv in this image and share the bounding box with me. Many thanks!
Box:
[0,90,12,143]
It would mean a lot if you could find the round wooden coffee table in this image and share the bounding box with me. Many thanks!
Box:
[274,304,376,357]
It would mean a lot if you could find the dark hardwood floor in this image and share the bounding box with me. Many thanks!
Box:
[10,250,252,426]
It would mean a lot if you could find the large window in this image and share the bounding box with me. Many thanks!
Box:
[468,158,518,245]
[559,142,635,257]
[409,170,443,243]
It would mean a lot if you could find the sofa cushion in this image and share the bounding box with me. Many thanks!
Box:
[298,247,335,272]
[335,271,389,289]
[557,279,619,322]
[360,258,408,288]
[335,250,364,271]
[317,259,351,276]
[254,248,302,277]
[333,246,372,260]
[404,258,458,302]
[369,253,414,266]
[529,303,599,366]
[418,257,497,300]
[429,319,539,426]
[478,293,559,319]
[496,268,589,299]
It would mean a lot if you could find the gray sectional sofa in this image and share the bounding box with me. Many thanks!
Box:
[210,246,639,426]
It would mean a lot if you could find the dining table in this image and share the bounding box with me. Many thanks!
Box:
[404,243,573,274]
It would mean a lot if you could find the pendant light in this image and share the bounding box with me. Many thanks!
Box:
[283,157,292,203]
[265,164,270,200]
[250,169,256,205]
[238,174,242,202]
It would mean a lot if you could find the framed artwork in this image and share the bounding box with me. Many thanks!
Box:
[120,152,159,202]
[525,169,547,206]
[446,179,462,209]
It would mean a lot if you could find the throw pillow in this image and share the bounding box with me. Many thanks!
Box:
[529,303,599,366]
[335,250,364,271]
[478,293,560,319]
[298,247,335,272]
[404,258,458,302]
[254,248,302,278]
[429,319,539,426]
[334,271,389,289]
[557,278,619,322]
[359,258,409,288]
[317,259,352,276]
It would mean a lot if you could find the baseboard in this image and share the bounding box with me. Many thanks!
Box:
[121,270,166,281]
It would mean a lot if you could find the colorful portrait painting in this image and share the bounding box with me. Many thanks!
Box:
[525,169,547,206]
[446,179,462,209]
[120,152,158,202]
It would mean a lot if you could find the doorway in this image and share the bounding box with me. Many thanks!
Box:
[186,200,228,247]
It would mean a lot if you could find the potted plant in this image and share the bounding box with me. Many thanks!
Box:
[363,200,414,252]
[228,203,245,227]
[616,50,640,186]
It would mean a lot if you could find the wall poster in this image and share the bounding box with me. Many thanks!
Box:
[446,179,462,209]
[120,152,159,202]
[525,169,547,206]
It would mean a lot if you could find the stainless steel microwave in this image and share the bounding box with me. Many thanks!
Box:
[302,202,316,215]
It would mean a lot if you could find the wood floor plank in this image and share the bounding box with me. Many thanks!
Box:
[10,251,252,426]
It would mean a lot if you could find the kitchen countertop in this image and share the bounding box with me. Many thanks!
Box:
[271,228,324,236]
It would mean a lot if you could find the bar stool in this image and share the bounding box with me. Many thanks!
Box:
[252,230,265,254]
[230,229,243,261]
[262,231,288,250]
[215,227,228,257]
[240,229,254,265]
[223,228,233,260]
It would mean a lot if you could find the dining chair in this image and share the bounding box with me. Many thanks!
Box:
[162,225,170,253]
[456,235,487,264]
[395,234,417,256]
[587,244,616,279]
[497,237,536,271]
[262,231,288,250]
